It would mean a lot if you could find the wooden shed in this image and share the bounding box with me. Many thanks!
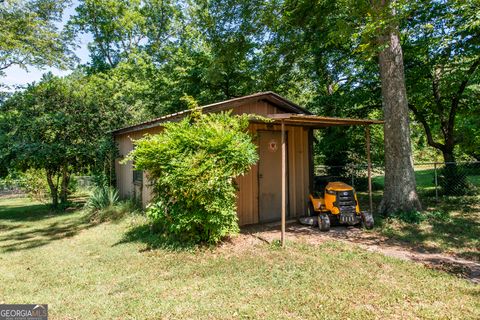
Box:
[112,92,382,227]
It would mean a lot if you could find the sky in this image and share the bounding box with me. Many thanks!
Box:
[2,1,92,88]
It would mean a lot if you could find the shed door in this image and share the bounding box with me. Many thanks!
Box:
[258,131,288,222]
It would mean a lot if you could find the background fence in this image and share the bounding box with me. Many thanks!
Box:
[0,179,26,197]
[315,161,480,207]
[0,175,95,197]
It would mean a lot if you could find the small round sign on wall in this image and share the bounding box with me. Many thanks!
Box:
[268,139,278,152]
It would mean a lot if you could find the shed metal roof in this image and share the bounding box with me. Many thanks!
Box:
[112,92,310,135]
[111,92,383,135]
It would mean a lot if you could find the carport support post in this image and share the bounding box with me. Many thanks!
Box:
[366,126,373,214]
[281,120,286,247]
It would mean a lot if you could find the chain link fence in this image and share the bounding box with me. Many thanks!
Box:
[0,179,26,197]
[0,176,95,198]
[76,176,94,189]
[315,161,480,207]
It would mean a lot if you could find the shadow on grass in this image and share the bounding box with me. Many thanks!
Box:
[382,217,479,261]
[0,202,58,222]
[375,199,480,261]
[0,216,97,253]
[0,199,98,253]
[114,223,197,252]
[354,191,480,261]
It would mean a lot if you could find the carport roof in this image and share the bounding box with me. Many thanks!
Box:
[264,113,384,127]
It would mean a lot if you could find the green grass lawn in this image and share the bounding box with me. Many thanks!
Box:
[356,190,479,261]
[356,166,480,261]
[1,197,479,319]
[375,199,480,261]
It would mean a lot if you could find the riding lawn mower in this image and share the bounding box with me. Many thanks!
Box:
[302,180,374,231]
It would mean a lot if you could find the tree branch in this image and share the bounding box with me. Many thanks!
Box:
[431,66,444,113]
[448,57,480,135]
[0,60,15,71]
[91,6,114,67]
[409,103,445,150]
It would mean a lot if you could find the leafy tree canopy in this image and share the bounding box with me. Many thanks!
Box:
[0,0,75,77]
[0,73,124,207]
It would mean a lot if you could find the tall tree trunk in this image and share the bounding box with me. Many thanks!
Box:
[60,166,70,207]
[441,148,468,195]
[442,149,455,164]
[46,170,59,208]
[377,6,421,214]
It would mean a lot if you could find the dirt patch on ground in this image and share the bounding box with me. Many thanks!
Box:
[228,222,480,284]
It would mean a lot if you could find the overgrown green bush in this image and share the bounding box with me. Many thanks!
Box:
[126,111,259,244]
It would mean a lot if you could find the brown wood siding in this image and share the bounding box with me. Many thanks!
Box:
[231,100,285,117]
[114,100,311,225]
[115,126,163,202]
[235,122,310,225]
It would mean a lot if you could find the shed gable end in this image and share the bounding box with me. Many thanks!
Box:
[230,99,302,117]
